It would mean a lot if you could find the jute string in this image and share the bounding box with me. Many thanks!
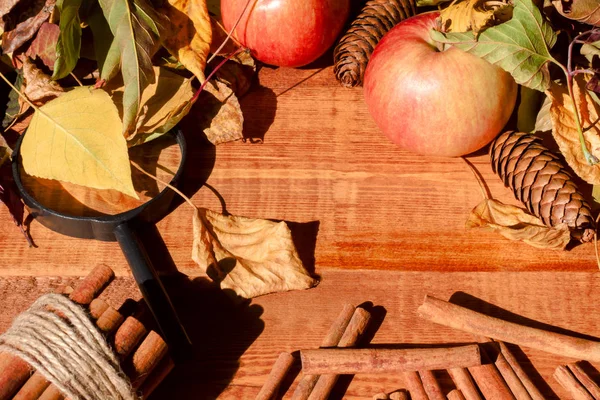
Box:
[0,293,137,400]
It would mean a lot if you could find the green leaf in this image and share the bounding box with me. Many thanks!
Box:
[417,0,453,6]
[97,0,159,136]
[87,2,116,75]
[431,0,559,91]
[53,0,83,80]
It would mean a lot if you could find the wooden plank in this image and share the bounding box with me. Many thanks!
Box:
[2,271,600,398]
[0,65,597,277]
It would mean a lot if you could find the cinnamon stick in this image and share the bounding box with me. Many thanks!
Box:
[403,371,428,400]
[89,298,109,320]
[68,264,114,305]
[302,346,481,375]
[569,362,600,400]
[468,363,515,399]
[37,385,64,400]
[12,371,50,399]
[139,356,175,398]
[307,307,371,400]
[554,365,594,400]
[129,330,169,389]
[0,352,33,400]
[448,389,467,400]
[419,370,445,400]
[291,303,356,400]
[256,352,296,400]
[497,342,544,400]
[96,306,125,334]
[418,295,600,362]
[494,350,531,400]
[114,315,149,358]
[389,391,409,400]
[448,368,482,400]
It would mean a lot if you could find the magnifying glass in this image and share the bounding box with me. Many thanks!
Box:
[11,129,192,362]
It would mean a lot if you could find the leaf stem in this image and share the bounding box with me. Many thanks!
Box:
[0,71,38,111]
[192,47,246,103]
[130,160,196,210]
[207,0,256,65]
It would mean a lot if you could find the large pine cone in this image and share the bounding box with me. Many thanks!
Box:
[490,131,596,243]
[333,0,416,88]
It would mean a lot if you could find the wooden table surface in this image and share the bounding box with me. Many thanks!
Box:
[1,64,600,399]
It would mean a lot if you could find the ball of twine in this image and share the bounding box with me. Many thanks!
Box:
[0,293,137,400]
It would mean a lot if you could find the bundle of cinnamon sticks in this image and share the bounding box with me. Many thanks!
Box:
[257,295,600,399]
[0,264,173,400]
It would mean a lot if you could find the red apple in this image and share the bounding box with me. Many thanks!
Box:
[221,0,350,67]
[363,12,517,157]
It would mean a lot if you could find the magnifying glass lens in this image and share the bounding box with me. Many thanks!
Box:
[19,135,182,217]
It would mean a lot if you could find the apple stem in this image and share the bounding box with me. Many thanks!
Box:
[192,47,247,103]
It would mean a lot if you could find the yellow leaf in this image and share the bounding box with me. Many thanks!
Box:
[547,78,600,184]
[106,67,195,146]
[440,0,512,34]
[161,0,212,82]
[467,199,571,250]
[192,208,318,299]
[20,86,138,198]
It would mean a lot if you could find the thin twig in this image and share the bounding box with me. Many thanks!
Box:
[207,0,255,65]
[70,72,83,87]
[130,160,196,209]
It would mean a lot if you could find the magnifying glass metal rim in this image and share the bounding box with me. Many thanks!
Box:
[11,129,187,241]
[11,128,192,363]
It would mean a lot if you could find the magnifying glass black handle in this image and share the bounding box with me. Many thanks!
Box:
[114,222,192,363]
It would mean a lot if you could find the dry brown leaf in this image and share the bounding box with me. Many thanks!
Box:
[467,199,571,250]
[440,0,512,34]
[192,208,318,299]
[21,58,64,109]
[25,22,59,69]
[552,0,599,26]
[211,50,256,97]
[547,78,600,184]
[161,0,212,82]
[198,80,244,145]
[2,0,56,54]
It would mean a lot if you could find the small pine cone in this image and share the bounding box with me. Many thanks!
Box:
[490,131,596,243]
[333,0,416,88]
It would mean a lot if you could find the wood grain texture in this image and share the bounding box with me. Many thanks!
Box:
[1,65,600,399]
[1,271,600,398]
[0,66,598,277]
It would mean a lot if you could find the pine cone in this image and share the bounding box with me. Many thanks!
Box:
[490,131,596,243]
[333,0,416,88]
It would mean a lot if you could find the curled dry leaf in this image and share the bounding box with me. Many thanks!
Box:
[547,78,600,184]
[0,134,11,162]
[197,80,244,145]
[22,58,64,106]
[160,0,212,82]
[440,0,512,34]
[552,0,599,26]
[20,86,138,198]
[105,66,195,146]
[2,0,56,54]
[467,199,571,250]
[211,50,257,97]
[24,22,59,69]
[192,208,317,299]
